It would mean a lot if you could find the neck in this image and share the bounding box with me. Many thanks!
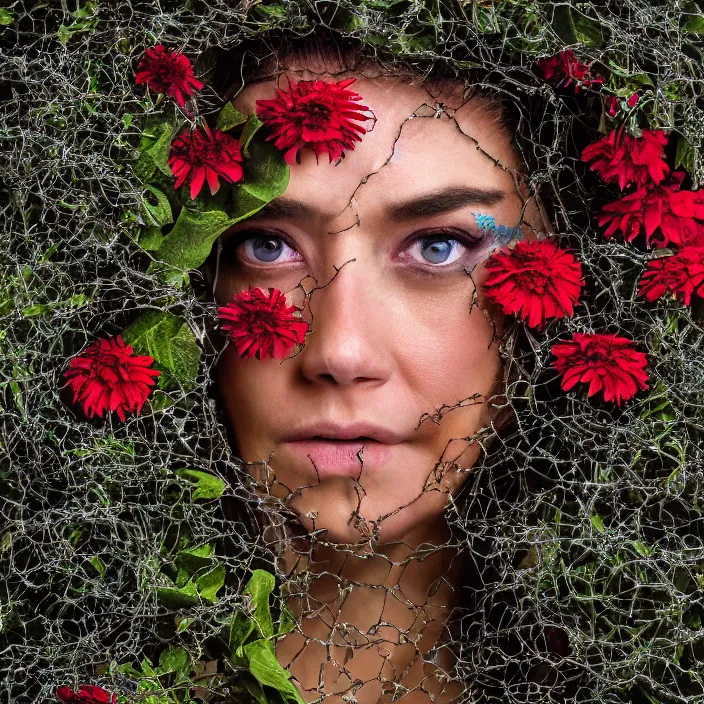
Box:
[278,514,464,627]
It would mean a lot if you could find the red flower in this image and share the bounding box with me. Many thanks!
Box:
[605,96,619,118]
[168,124,244,200]
[218,287,309,360]
[62,336,161,421]
[135,45,204,107]
[581,127,669,190]
[598,172,704,249]
[551,332,649,406]
[638,247,704,306]
[255,77,372,165]
[627,92,639,108]
[56,684,116,704]
[483,239,584,328]
[536,50,603,93]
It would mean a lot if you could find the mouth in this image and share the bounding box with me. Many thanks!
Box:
[284,436,396,477]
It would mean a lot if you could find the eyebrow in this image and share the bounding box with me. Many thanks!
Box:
[246,185,506,223]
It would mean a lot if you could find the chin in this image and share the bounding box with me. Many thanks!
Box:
[288,485,451,546]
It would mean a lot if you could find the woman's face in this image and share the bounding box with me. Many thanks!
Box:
[213,71,542,544]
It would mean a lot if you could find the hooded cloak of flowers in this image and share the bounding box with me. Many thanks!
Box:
[581,127,670,190]
[56,684,117,704]
[218,287,310,360]
[62,336,161,421]
[597,171,704,249]
[638,247,704,305]
[551,332,649,406]
[536,50,603,93]
[168,124,244,200]
[255,77,372,165]
[483,238,584,328]
[135,45,204,107]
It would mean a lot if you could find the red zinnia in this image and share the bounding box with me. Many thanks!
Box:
[168,123,244,200]
[536,50,603,93]
[56,684,116,704]
[551,332,649,406]
[638,247,704,306]
[605,96,619,118]
[598,171,704,249]
[62,336,161,421]
[255,77,372,165]
[581,127,669,190]
[484,239,584,328]
[135,45,204,107]
[218,287,309,360]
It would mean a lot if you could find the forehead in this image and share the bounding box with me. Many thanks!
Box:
[233,73,523,217]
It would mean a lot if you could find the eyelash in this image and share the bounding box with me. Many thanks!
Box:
[221,227,488,272]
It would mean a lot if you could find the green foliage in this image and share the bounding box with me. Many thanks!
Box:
[217,103,248,131]
[176,468,227,502]
[155,544,226,609]
[121,310,201,393]
[112,647,201,703]
[223,570,305,704]
[57,1,99,44]
[147,134,289,272]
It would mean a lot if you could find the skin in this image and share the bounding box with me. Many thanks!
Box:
[209,65,546,704]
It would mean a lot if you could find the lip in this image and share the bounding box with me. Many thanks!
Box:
[285,439,395,478]
[283,421,404,478]
[284,421,405,444]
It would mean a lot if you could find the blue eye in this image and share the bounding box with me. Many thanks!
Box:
[240,234,300,265]
[419,237,458,264]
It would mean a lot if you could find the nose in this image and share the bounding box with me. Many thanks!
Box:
[299,261,393,386]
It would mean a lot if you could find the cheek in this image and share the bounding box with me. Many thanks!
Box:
[393,273,503,403]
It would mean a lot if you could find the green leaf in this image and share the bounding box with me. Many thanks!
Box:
[147,123,176,177]
[138,226,166,251]
[134,121,177,183]
[552,5,605,47]
[141,656,158,677]
[243,678,271,704]
[244,640,305,704]
[121,310,201,392]
[246,570,276,639]
[152,133,288,272]
[88,556,106,577]
[277,605,297,637]
[675,136,704,187]
[156,583,200,609]
[157,646,189,675]
[590,514,606,534]
[217,103,248,131]
[150,207,236,272]
[240,115,264,158]
[684,14,704,34]
[0,10,15,25]
[142,186,173,228]
[235,136,290,206]
[174,542,216,575]
[229,611,257,654]
[633,540,653,557]
[175,616,195,633]
[196,563,226,602]
[176,468,226,501]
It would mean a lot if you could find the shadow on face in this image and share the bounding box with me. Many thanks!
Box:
[207,66,546,546]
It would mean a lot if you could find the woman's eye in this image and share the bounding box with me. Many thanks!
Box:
[407,236,467,267]
[239,234,301,265]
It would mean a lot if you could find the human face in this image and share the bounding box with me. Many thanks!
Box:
[213,71,542,545]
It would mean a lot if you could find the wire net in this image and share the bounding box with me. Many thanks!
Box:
[2,2,704,704]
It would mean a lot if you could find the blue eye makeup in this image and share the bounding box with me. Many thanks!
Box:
[472,213,525,248]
